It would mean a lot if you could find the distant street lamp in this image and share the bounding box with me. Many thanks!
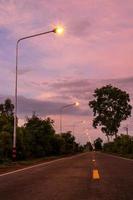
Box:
[60,102,79,134]
[13,26,64,160]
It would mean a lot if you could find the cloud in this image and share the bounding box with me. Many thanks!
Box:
[46,76,133,105]
[0,95,89,116]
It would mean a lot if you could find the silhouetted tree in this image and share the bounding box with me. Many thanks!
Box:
[0,131,12,160]
[61,131,75,154]
[94,138,103,150]
[89,85,132,141]
[0,98,14,133]
[103,134,133,155]
[23,114,56,157]
[0,99,85,161]
[84,142,93,151]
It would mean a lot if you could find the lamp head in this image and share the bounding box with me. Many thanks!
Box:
[53,26,64,35]
[75,102,80,106]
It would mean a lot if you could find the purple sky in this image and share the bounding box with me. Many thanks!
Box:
[0,0,133,144]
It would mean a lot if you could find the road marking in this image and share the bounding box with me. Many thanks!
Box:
[92,169,100,179]
[0,152,89,177]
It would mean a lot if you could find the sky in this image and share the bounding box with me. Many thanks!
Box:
[0,0,133,144]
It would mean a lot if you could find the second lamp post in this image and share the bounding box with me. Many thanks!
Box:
[60,102,79,134]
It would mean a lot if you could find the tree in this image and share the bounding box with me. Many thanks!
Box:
[0,98,14,134]
[89,85,132,141]
[0,131,12,160]
[4,99,14,116]
[84,142,93,151]
[61,131,75,154]
[49,134,65,155]
[103,134,133,155]
[23,113,56,158]
[0,98,14,116]
[94,138,103,150]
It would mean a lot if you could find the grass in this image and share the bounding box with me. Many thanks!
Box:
[0,153,80,174]
[102,151,133,159]
[0,156,61,174]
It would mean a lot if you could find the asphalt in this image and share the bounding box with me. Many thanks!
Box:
[0,152,133,200]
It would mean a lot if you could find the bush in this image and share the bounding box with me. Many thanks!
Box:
[103,134,133,156]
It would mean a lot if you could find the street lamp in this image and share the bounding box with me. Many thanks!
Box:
[60,102,79,134]
[13,26,64,160]
[54,26,64,35]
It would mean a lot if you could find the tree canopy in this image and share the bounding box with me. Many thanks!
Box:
[0,98,14,133]
[89,85,132,140]
[0,100,84,162]
[94,138,103,150]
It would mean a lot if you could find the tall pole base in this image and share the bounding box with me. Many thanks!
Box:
[12,147,16,161]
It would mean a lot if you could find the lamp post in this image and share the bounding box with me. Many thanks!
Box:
[60,102,79,134]
[13,26,64,160]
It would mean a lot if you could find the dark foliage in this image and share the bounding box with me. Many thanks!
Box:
[89,85,132,139]
[0,99,84,162]
[94,137,103,150]
[103,134,133,156]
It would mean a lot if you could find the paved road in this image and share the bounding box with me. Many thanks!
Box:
[0,152,133,200]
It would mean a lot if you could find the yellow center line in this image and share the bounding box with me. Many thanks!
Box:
[92,169,100,180]
[90,155,100,180]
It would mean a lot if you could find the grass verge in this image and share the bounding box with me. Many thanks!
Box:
[0,153,80,174]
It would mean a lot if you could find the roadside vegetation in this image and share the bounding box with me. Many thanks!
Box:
[89,85,133,158]
[93,135,133,159]
[103,134,133,158]
[0,99,84,164]
[94,138,103,151]
[1,84,133,163]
